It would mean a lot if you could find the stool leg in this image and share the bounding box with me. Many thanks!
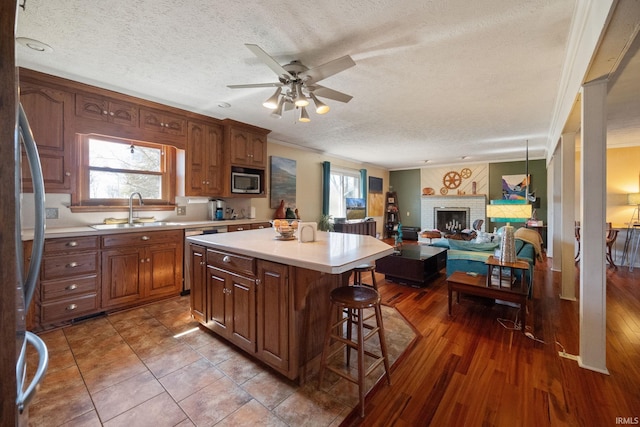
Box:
[375,304,392,385]
[370,269,378,290]
[346,305,353,366]
[318,300,335,389]
[357,307,366,418]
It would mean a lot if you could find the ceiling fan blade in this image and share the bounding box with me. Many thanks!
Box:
[245,44,292,79]
[310,85,353,103]
[301,55,356,85]
[227,82,283,89]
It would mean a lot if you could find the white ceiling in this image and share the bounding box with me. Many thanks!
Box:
[14,0,640,169]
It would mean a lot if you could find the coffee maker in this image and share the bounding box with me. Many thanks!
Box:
[208,199,226,220]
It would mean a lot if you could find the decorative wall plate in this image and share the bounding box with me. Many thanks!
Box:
[443,171,462,189]
[440,187,448,195]
[460,168,472,179]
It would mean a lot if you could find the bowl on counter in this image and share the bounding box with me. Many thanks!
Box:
[273,219,298,240]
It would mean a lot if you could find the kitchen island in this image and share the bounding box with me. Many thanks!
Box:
[186,228,394,382]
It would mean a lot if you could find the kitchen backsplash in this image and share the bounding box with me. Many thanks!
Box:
[20,193,253,229]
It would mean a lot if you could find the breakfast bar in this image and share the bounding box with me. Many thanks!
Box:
[186,228,394,383]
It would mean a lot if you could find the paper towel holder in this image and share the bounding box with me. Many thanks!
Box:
[298,222,317,243]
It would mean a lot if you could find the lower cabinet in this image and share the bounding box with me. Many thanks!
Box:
[190,244,291,375]
[101,230,183,309]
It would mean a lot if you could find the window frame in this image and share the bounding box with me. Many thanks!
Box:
[329,166,362,219]
[73,134,177,210]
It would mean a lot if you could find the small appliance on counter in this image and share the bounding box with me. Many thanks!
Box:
[208,199,226,220]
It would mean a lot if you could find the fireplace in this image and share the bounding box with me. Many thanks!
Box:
[435,207,470,232]
[420,195,486,236]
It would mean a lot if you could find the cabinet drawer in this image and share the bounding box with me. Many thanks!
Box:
[41,293,99,323]
[207,249,255,276]
[42,252,99,280]
[44,236,99,253]
[41,275,98,302]
[102,229,182,248]
[228,223,251,232]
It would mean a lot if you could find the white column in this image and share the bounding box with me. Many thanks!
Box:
[550,146,561,270]
[579,79,608,374]
[560,132,577,299]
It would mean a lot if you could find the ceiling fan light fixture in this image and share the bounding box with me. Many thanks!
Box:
[299,106,311,122]
[262,87,282,109]
[294,84,309,107]
[270,96,285,118]
[310,93,330,114]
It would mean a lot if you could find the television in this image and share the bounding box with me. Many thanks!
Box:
[345,197,366,220]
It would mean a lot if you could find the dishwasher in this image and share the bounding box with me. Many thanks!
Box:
[183,225,227,294]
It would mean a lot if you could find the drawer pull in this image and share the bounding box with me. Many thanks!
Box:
[237,227,244,231]
[222,256,231,263]
[257,225,264,229]
[140,259,145,263]
[66,284,78,291]
[66,304,78,311]
[141,236,150,241]
[66,262,78,268]
[66,241,78,247]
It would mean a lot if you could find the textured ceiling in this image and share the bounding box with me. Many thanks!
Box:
[14,0,639,169]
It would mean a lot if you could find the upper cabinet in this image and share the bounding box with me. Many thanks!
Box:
[225,121,269,168]
[140,108,187,138]
[75,93,138,127]
[186,120,224,196]
[19,80,75,192]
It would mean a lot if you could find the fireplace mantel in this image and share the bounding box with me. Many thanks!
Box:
[421,195,487,232]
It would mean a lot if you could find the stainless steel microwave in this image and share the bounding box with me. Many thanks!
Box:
[231,171,261,194]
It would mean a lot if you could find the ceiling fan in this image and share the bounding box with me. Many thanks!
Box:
[228,44,356,122]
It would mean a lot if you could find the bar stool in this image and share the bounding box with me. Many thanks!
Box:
[318,285,391,418]
[352,263,378,290]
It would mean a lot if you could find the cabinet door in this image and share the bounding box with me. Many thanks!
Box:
[186,121,224,196]
[189,245,207,323]
[145,243,182,299]
[75,93,137,127]
[207,266,230,336]
[228,273,256,353]
[248,132,266,167]
[256,260,289,371]
[101,248,144,308]
[228,127,250,166]
[19,82,74,192]
[140,108,186,136]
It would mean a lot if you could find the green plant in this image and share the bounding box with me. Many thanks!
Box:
[318,214,334,232]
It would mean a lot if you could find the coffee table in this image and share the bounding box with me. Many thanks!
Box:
[375,244,447,287]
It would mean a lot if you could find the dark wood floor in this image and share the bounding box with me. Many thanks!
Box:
[342,243,640,426]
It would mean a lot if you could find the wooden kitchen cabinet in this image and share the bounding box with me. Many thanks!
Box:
[75,92,138,127]
[189,244,207,323]
[19,79,75,192]
[186,120,224,196]
[256,260,290,372]
[226,122,268,168]
[227,222,271,232]
[101,229,183,309]
[39,236,100,326]
[206,249,256,353]
[140,107,187,137]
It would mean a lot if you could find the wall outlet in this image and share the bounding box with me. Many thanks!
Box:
[176,206,186,216]
[45,208,59,219]
[406,211,410,216]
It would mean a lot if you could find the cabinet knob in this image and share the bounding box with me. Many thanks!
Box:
[66,284,78,291]
[65,171,71,177]
[160,122,165,127]
[66,304,78,311]
[255,279,261,285]
[102,110,108,115]
[237,227,244,231]
[141,236,150,241]
[66,241,78,247]
[257,225,264,229]
[200,261,205,266]
[109,111,114,116]
[147,258,151,263]
[141,259,145,263]
[222,256,231,263]
[66,262,78,268]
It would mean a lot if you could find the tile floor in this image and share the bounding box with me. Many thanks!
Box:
[26,295,415,426]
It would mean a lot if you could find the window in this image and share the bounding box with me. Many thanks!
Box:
[75,135,176,208]
[329,166,361,218]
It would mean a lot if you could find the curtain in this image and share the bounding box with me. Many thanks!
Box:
[322,161,330,216]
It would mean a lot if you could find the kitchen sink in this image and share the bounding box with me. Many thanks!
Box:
[90,221,183,230]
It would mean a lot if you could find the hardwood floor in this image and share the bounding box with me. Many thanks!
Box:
[342,246,640,426]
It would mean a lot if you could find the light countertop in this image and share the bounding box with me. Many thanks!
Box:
[187,228,394,275]
[21,219,270,240]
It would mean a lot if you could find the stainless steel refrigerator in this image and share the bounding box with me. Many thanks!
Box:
[2,1,49,424]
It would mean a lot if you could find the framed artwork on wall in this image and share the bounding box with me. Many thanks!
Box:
[270,156,296,208]
[502,174,530,200]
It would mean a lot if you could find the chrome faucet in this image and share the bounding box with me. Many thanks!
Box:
[128,192,143,224]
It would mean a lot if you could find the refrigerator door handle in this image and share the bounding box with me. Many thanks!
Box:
[18,103,45,309]
[16,332,49,413]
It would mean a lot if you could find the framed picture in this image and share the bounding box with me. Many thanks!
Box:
[270,156,296,208]
[501,174,530,200]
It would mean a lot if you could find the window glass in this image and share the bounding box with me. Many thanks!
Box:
[329,167,361,218]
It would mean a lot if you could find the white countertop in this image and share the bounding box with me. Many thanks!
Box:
[21,219,269,240]
[187,228,394,275]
